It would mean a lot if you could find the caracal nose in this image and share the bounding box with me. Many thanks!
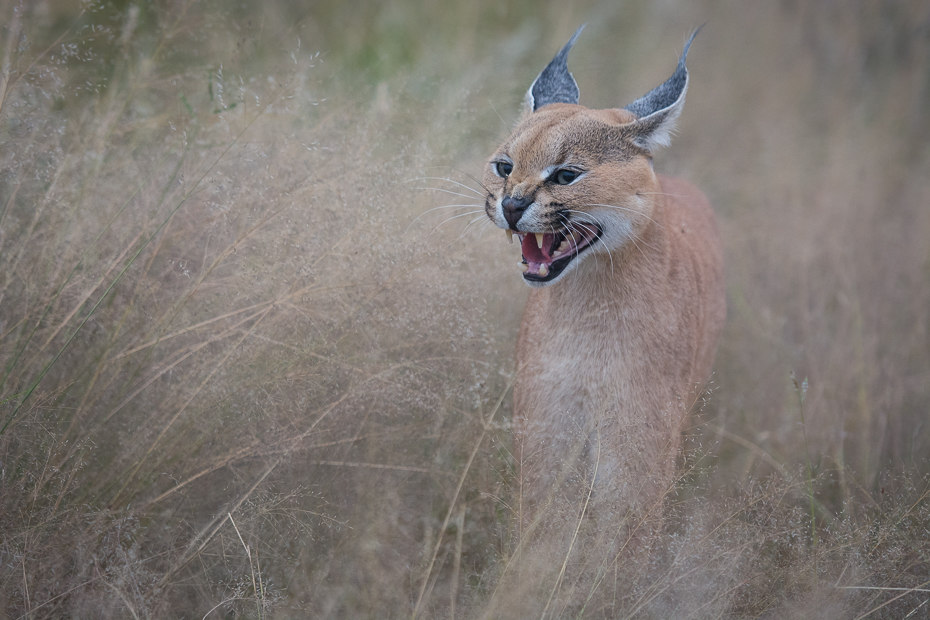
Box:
[502,194,533,229]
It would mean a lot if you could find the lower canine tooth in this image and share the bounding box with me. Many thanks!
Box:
[535,233,544,249]
[519,262,529,273]
[538,263,549,277]
[506,229,514,244]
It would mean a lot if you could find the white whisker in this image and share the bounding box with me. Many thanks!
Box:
[574,219,608,273]
[429,210,487,237]
[563,220,585,263]
[415,186,486,201]
[422,167,493,195]
[558,215,599,271]
[450,214,491,246]
[407,203,485,231]
[567,208,660,255]
[562,211,625,275]
[584,217,615,276]
[586,203,664,229]
[408,176,486,198]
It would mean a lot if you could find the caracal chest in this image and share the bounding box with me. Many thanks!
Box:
[518,288,648,425]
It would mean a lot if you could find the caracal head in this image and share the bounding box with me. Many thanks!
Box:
[483,25,700,287]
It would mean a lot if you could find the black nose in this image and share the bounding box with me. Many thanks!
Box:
[502,194,533,229]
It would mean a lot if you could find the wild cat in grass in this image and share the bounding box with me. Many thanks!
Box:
[483,26,725,533]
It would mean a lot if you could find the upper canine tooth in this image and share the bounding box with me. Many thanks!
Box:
[506,229,514,244]
[535,233,544,249]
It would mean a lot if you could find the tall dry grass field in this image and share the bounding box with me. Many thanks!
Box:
[1,1,929,617]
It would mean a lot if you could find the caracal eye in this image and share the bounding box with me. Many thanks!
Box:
[553,169,579,185]
[495,161,513,177]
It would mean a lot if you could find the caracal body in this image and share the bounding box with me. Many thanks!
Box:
[483,28,725,522]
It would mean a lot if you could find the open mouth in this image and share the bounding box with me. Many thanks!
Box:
[513,224,602,283]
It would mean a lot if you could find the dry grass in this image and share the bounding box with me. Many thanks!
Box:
[1,0,929,617]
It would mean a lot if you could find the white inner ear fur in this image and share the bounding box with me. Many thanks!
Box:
[629,81,688,152]
[523,88,536,113]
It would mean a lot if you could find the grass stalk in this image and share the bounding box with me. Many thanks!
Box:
[229,513,264,620]
[411,374,513,620]
[792,372,818,552]
[450,502,466,620]
[541,432,599,620]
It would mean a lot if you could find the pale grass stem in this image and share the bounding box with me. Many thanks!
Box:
[411,373,515,620]
[792,372,817,554]
[450,503,466,620]
[229,512,266,620]
[0,78,285,436]
[850,580,930,620]
[540,430,600,620]
[101,580,140,620]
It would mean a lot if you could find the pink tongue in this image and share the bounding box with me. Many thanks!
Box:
[521,233,555,263]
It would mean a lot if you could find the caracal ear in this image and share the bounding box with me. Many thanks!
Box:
[525,25,586,112]
[623,26,702,152]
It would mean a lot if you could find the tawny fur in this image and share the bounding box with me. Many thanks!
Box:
[483,101,726,527]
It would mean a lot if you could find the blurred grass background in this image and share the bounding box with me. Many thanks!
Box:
[1,0,929,617]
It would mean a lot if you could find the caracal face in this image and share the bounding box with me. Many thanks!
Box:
[483,104,658,287]
[483,25,696,287]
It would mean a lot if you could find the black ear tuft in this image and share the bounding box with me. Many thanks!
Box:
[625,26,701,119]
[526,25,586,112]
[623,25,703,151]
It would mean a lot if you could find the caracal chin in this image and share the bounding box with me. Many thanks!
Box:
[483,26,726,529]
